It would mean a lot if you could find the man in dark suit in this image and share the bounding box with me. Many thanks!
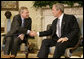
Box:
[4,7,32,58]
[31,3,81,58]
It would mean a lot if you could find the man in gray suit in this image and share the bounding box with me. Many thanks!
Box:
[4,7,32,58]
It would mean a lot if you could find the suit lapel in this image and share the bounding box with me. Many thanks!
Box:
[61,14,66,34]
[53,18,58,33]
[24,19,28,28]
[18,15,22,26]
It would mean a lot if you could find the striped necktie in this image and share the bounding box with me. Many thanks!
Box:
[56,19,61,37]
[21,19,24,27]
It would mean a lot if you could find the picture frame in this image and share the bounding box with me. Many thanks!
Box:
[1,1,19,11]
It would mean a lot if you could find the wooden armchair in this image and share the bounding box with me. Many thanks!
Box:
[64,35,83,58]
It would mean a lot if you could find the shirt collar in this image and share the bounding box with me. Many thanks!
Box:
[21,16,24,21]
[58,13,64,20]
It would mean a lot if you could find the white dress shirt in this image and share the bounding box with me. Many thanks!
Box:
[21,16,30,34]
[56,13,64,37]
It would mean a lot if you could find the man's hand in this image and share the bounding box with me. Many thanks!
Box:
[57,37,68,43]
[29,31,37,37]
[18,34,24,40]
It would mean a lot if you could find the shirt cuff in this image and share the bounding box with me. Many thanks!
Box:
[18,34,21,37]
[27,30,30,34]
[37,32,39,36]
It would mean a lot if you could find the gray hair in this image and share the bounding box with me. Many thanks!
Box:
[53,3,64,13]
[19,7,28,14]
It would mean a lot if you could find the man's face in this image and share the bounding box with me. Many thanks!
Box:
[21,9,29,19]
[52,5,60,17]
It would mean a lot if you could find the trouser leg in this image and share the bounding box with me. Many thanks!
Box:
[11,37,22,56]
[53,41,70,58]
[4,37,13,55]
[37,39,56,58]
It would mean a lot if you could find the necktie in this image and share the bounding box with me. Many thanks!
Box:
[56,19,61,37]
[7,19,11,32]
[21,19,24,27]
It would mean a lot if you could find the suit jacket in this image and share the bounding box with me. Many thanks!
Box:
[6,14,32,37]
[39,14,81,45]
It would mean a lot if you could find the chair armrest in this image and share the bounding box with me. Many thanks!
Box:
[64,48,72,58]
[69,36,83,52]
[64,36,83,58]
